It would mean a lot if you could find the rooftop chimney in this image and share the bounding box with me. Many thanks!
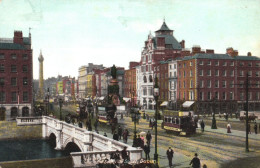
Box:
[247,52,252,56]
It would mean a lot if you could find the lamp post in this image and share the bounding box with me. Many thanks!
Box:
[153,77,159,167]
[211,98,217,129]
[58,98,63,120]
[0,81,4,117]
[130,88,139,147]
[47,88,50,116]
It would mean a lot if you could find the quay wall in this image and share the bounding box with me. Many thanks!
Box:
[0,121,42,140]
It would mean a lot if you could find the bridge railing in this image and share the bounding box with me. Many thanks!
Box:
[71,149,142,167]
[16,117,42,126]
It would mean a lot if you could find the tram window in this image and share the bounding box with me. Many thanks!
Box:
[176,118,179,124]
[164,118,167,122]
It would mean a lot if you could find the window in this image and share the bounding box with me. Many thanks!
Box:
[183,63,186,68]
[248,71,252,77]
[215,92,219,99]
[240,92,244,100]
[11,65,17,72]
[207,70,211,76]
[230,61,234,66]
[190,61,193,66]
[184,71,186,77]
[11,77,17,86]
[11,54,17,59]
[190,80,193,88]
[248,62,252,67]
[222,81,226,88]
[239,81,244,88]
[199,70,203,76]
[199,61,203,65]
[23,77,28,85]
[0,64,4,72]
[230,70,234,77]
[207,92,211,100]
[256,63,260,67]
[207,80,211,88]
[230,92,234,100]
[215,61,219,66]
[207,61,211,65]
[183,81,186,88]
[0,53,4,59]
[143,76,147,83]
[239,62,244,66]
[169,65,172,69]
[11,92,17,102]
[257,81,260,88]
[215,80,219,88]
[223,70,227,76]
[190,70,193,77]
[222,92,226,100]
[143,87,147,95]
[23,92,28,102]
[256,92,260,100]
[0,77,4,86]
[199,92,204,100]
[239,70,244,77]
[249,92,252,100]
[215,70,219,76]
[174,72,176,77]
[23,54,28,60]
[22,65,28,72]
[256,71,259,77]
[230,81,234,88]
[0,91,5,102]
[223,62,227,66]
[199,80,204,88]
[179,71,181,78]
[179,81,181,88]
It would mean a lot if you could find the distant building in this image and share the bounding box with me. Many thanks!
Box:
[0,31,33,120]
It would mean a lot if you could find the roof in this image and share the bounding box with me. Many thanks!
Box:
[156,21,172,32]
[0,43,27,50]
[153,35,182,50]
[233,56,260,61]
[182,53,234,61]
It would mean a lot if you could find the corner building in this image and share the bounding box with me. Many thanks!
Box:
[0,31,33,120]
[137,21,184,109]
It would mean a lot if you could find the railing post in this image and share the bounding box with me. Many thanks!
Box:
[42,116,47,138]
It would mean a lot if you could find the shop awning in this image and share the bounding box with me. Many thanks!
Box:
[123,97,131,102]
[160,101,168,106]
[182,101,195,108]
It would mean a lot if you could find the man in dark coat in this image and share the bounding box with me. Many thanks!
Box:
[146,131,152,146]
[118,125,123,140]
[200,120,205,132]
[121,147,128,163]
[254,122,257,134]
[190,153,200,168]
[113,131,119,141]
[166,147,174,167]
[123,129,129,143]
[144,143,150,160]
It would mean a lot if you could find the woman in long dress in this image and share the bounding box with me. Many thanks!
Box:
[227,123,231,133]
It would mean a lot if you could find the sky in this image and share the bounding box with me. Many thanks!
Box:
[0,0,259,79]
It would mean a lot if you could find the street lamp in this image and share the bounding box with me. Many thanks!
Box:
[58,98,63,120]
[131,105,140,147]
[211,98,217,129]
[153,77,159,167]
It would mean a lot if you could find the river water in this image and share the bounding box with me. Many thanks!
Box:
[0,139,70,162]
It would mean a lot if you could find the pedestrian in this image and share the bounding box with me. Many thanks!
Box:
[118,125,123,140]
[123,129,128,143]
[104,133,107,137]
[113,131,119,141]
[254,122,257,134]
[78,121,83,128]
[166,147,174,167]
[94,119,98,132]
[86,121,89,130]
[146,131,152,146]
[111,123,116,134]
[121,147,129,163]
[200,120,205,132]
[88,121,92,131]
[189,153,201,168]
[227,123,231,133]
[203,164,207,168]
[144,143,150,160]
[149,119,152,128]
[121,113,124,120]
[137,135,142,147]
[248,123,251,134]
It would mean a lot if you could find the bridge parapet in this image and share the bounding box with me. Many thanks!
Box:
[71,149,142,168]
[16,117,42,126]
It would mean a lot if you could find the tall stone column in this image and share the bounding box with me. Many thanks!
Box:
[38,50,44,99]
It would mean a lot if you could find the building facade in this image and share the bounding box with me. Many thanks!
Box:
[0,31,33,120]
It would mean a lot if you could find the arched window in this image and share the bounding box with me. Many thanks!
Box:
[149,75,153,83]
[11,107,18,118]
[143,76,147,83]
[22,107,29,116]
[0,107,6,120]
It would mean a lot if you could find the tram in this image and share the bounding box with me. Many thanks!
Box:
[162,110,196,136]
[97,106,118,125]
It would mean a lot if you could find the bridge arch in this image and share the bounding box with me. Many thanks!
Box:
[63,138,84,152]
[48,133,57,148]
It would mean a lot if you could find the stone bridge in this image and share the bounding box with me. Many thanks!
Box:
[16,116,143,167]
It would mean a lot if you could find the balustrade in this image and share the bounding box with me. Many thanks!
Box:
[16,117,42,126]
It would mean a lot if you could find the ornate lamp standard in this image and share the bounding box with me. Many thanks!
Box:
[58,98,63,120]
[153,77,159,167]
[211,98,217,129]
[130,88,139,147]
